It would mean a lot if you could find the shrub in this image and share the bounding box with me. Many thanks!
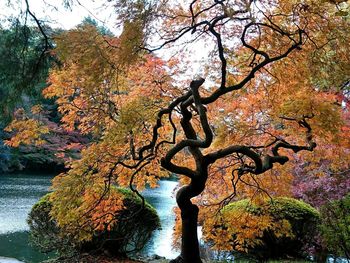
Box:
[204,197,319,260]
[27,188,160,257]
[320,194,350,260]
[27,193,73,256]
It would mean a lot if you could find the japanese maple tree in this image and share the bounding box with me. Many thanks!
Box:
[4,0,350,262]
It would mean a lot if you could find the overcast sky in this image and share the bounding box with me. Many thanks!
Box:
[0,0,117,31]
[0,0,209,80]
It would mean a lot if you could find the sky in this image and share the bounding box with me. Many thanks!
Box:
[0,0,210,82]
[0,0,117,31]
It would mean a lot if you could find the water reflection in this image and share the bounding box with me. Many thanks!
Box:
[0,174,52,234]
[0,174,179,262]
[142,180,179,259]
[0,174,54,262]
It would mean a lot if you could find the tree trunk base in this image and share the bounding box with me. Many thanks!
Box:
[169,255,203,263]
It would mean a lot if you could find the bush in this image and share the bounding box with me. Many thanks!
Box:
[27,193,73,256]
[320,194,350,260]
[27,188,160,258]
[206,197,319,260]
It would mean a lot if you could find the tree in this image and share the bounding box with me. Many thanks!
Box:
[291,95,350,208]
[4,1,350,262]
[4,105,88,171]
[319,194,350,260]
[0,23,46,106]
[32,23,173,249]
[0,19,53,123]
[0,19,57,172]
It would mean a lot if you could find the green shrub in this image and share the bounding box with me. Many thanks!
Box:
[320,194,350,260]
[27,193,73,256]
[27,188,160,257]
[214,197,319,260]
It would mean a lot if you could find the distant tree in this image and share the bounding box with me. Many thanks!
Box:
[319,194,350,261]
[80,16,114,36]
[0,18,56,172]
[4,105,88,171]
[0,20,53,123]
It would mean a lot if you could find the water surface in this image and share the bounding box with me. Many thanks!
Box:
[142,180,179,259]
[0,173,178,262]
[0,174,54,263]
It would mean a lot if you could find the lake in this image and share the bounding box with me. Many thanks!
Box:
[0,174,179,263]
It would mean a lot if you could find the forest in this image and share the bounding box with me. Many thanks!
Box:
[0,0,349,263]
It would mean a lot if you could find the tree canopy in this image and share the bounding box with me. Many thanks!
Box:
[3,0,350,262]
[0,20,52,123]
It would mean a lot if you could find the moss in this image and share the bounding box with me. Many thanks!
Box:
[116,187,159,223]
[220,197,320,260]
[223,197,319,221]
[223,197,318,217]
[267,197,319,220]
[32,192,51,207]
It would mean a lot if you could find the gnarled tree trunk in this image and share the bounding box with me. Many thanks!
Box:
[170,175,207,263]
[176,202,201,263]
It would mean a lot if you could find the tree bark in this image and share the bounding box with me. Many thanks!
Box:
[176,203,202,263]
[170,182,205,263]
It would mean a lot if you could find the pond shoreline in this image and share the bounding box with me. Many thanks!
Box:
[0,174,178,263]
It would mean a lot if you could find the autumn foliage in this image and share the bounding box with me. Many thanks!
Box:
[202,197,319,260]
[28,189,160,257]
[3,0,350,261]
